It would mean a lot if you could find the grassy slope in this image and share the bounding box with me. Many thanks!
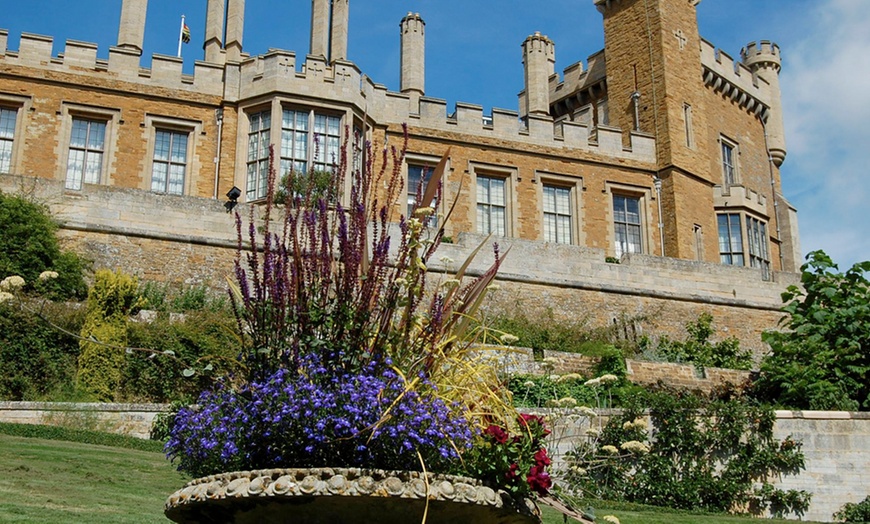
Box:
[0,434,185,523]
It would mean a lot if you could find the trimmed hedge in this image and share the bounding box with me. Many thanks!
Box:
[0,421,165,453]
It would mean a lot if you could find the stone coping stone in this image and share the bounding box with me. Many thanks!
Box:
[0,401,169,412]
[165,467,541,524]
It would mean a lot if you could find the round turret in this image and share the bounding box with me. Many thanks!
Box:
[741,41,786,166]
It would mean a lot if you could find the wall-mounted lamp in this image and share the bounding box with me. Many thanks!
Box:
[225,186,241,213]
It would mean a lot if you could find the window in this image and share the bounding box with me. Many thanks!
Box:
[246,110,271,200]
[150,130,188,195]
[543,184,572,244]
[280,109,341,178]
[0,107,17,173]
[717,213,744,265]
[407,163,438,226]
[476,175,507,236]
[720,138,737,186]
[352,125,364,175]
[747,216,770,280]
[613,194,642,258]
[65,117,106,190]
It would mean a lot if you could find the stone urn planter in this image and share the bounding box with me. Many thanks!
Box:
[165,467,541,524]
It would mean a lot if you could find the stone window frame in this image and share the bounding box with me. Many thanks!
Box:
[605,181,654,259]
[404,152,446,227]
[536,171,584,246]
[719,134,739,187]
[58,103,120,190]
[143,114,202,196]
[0,93,31,175]
[468,161,518,238]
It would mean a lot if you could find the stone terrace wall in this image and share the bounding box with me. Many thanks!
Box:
[486,346,751,394]
[773,411,870,522]
[0,402,168,439]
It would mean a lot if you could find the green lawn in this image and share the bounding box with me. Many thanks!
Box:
[0,433,185,523]
[0,429,824,524]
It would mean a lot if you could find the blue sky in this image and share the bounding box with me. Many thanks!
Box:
[2,0,868,268]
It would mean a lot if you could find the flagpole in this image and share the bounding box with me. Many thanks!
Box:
[177,14,185,58]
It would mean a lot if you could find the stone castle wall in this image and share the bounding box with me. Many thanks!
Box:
[1,173,795,356]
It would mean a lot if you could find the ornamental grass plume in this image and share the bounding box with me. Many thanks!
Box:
[166,128,550,493]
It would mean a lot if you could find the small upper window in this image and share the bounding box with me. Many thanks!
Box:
[65,117,106,190]
[0,107,18,173]
[721,138,737,186]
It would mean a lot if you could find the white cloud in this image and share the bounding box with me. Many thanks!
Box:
[779,0,870,267]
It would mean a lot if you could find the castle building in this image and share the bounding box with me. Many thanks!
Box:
[0,0,801,353]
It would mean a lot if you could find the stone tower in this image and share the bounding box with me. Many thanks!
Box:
[400,12,426,104]
[742,41,787,167]
[117,0,147,54]
[596,0,714,260]
[520,32,556,119]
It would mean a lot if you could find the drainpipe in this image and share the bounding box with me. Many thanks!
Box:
[212,108,224,199]
[654,175,664,257]
[762,121,784,271]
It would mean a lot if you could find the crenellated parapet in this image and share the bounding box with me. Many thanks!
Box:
[0,31,224,97]
[713,184,768,218]
[700,38,772,122]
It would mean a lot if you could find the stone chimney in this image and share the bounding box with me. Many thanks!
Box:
[330,0,349,61]
[742,41,787,166]
[117,0,147,54]
[203,0,225,63]
[310,0,330,58]
[521,32,555,118]
[225,0,245,62]
[400,12,426,103]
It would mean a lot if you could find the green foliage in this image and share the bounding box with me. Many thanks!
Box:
[123,310,239,402]
[834,495,870,523]
[0,302,84,400]
[0,192,88,299]
[508,373,642,409]
[565,387,810,517]
[274,169,336,204]
[489,310,619,358]
[755,250,870,411]
[77,270,145,401]
[639,313,752,370]
[139,281,228,313]
[0,422,164,453]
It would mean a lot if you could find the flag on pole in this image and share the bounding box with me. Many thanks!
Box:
[177,15,189,58]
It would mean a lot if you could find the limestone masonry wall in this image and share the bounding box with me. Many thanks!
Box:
[1,400,863,522]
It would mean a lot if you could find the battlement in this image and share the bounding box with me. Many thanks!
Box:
[741,40,782,71]
[700,38,771,120]
[713,184,768,217]
[0,30,224,97]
